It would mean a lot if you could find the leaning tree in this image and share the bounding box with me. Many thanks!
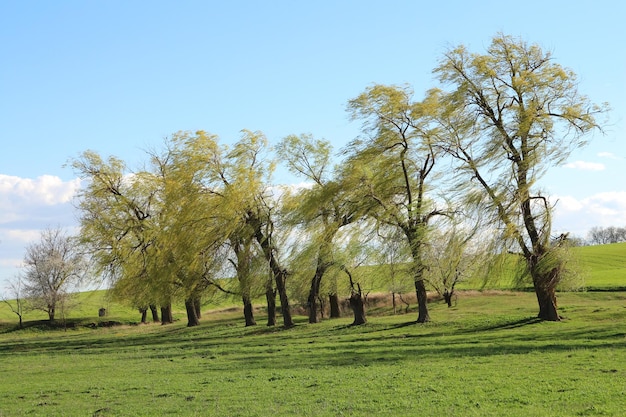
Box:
[343,84,446,323]
[433,33,608,320]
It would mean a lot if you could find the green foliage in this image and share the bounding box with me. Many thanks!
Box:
[0,292,625,416]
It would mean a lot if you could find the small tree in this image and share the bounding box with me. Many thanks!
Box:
[22,227,86,322]
[2,275,26,328]
[424,217,486,307]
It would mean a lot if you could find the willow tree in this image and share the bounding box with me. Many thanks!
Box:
[344,84,444,323]
[276,134,356,323]
[71,152,175,323]
[174,129,293,328]
[146,136,231,327]
[433,34,608,320]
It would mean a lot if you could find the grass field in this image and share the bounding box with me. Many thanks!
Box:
[0,243,625,416]
[1,291,625,416]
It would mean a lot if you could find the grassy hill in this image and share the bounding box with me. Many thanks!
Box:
[574,242,626,289]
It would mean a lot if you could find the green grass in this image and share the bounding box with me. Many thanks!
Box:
[1,291,625,416]
[575,242,626,289]
[1,243,625,416]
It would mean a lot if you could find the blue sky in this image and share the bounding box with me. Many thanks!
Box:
[1,1,625,292]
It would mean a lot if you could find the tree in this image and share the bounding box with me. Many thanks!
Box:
[424,216,486,307]
[276,134,355,323]
[433,34,608,320]
[3,275,26,328]
[21,227,86,322]
[344,84,445,323]
[71,151,174,324]
[171,129,293,328]
[588,226,626,245]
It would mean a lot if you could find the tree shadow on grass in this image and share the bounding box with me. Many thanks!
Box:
[456,317,543,334]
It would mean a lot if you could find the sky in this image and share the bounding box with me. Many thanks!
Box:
[1,0,625,293]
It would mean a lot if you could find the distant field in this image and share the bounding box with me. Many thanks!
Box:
[574,242,626,289]
[2,242,625,326]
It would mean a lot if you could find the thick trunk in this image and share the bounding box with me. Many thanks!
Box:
[415,279,430,323]
[318,296,326,319]
[329,293,340,318]
[194,297,202,319]
[150,304,160,322]
[140,308,148,324]
[307,260,328,324]
[243,296,257,326]
[185,298,200,327]
[443,289,453,308]
[535,284,560,321]
[160,304,173,325]
[529,255,561,321]
[265,286,276,326]
[275,269,294,328]
[307,282,321,324]
[349,291,367,326]
[409,237,430,323]
[48,306,55,322]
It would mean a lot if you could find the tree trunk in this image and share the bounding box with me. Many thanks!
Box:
[307,284,320,324]
[530,257,561,321]
[275,269,294,328]
[535,283,560,321]
[443,289,453,308]
[265,286,276,326]
[415,279,430,323]
[185,298,200,327]
[349,290,367,326]
[160,304,173,325]
[318,295,326,319]
[392,292,397,314]
[48,305,55,322]
[243,296,256,327]
[139,308,148,324]
[307,260,327,324]
[194,297,202,319]
[250,214,294,328]
[329,293,340,318]
[150,304,160,322]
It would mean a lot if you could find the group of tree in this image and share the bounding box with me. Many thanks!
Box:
[587,226,626,245]
[7,34,607,328]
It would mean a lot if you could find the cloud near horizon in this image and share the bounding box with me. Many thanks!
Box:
[0,174,82,287]
[553,191,626,236]
[597,152,621,160]
[563,161,605,171]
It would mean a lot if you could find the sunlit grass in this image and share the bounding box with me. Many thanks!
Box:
[1,291,625,416]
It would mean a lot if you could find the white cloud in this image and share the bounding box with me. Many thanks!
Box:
[554,195,583,212]
[0,175,82,288]
[597,152,621,160]
[0,174,81,206]
[4,229,41,243]
[563,161,605,171]
[552,191,626,236]
[0,175,81,226]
